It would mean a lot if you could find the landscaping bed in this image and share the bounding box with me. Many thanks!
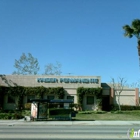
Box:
[0,110,140,121]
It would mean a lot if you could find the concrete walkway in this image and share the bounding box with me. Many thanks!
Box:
[0,119,140,126]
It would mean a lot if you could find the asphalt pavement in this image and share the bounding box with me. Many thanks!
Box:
[0,125,136,140]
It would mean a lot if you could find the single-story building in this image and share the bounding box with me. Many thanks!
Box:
[0,75,139,111]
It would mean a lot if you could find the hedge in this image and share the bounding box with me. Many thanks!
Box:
[110,105,140,111]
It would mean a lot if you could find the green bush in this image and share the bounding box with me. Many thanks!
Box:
[109,104,118,111]
[94,111,106,114]
[0,113,23,120]
[22,110,31,116]
[78,111,106,114]
[110,105,140,111]
[14,112,23,119]
[1,110,15,113]
[121,105,140,110]
[0,110,31,120]
[78,111,93,114]
[24,103,31,110]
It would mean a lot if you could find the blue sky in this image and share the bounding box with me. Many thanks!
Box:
[0,0,140,84]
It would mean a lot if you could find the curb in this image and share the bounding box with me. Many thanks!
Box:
[1,120,140,126]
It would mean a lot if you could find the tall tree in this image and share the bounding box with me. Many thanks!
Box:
[13,53,40,75]
[44,61,62,75]
[111,77,127,111]
[123,19,140,61]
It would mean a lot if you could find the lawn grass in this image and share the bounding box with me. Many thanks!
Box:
[1,110,140,121]
[75,111,140,121]
[20,110,140,121]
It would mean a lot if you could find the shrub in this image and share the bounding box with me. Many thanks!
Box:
[110,105,140,111]
[109,104,118,111]
[0,113,23,120]
[121,105,140,110]
[78,111,93,114]
[22,110,31,116]
[94,111,106,114]
[78,111,106,114]
[24,103,31,110]
[14,112,23,119]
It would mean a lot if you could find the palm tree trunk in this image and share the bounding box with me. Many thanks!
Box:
[138,39,140,46]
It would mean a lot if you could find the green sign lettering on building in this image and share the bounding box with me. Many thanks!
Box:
[37,78,99,84]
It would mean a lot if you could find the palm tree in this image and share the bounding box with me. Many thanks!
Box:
[123,19,140,57]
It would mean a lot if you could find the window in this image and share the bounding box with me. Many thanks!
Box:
[8,96,15,103]
[67,96,74,100]
[27,95,35,103]
[47,95,54,100]
[87,96,94,105]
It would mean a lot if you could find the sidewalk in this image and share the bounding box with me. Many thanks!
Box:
[0,119,140,126]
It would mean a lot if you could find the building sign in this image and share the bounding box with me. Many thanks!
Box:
[37,78,99,84]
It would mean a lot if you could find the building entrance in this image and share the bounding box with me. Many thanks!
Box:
[102,95,110,111]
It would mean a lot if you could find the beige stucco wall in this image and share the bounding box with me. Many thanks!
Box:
[83,95,97,111]
[64,89,77,103]
[114,89,136,106]
[0,75,139,110]
[0,75,101,110]
[0,75,101,88]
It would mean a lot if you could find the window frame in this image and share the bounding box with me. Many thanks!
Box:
[87,96,94,105]
[67,96,74,100]
[7,96,15,104]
